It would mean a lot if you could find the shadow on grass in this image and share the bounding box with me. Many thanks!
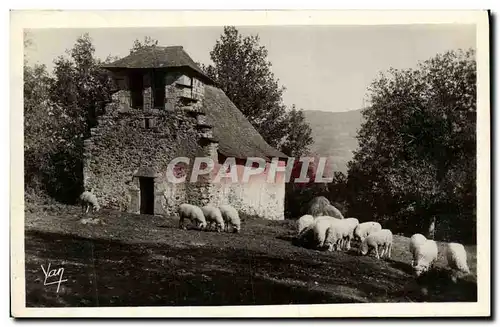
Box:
[388,259,415,275]
[25,227,477,307]
[25,229,362,307]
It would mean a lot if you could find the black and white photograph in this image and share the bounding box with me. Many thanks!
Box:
[10,10,490,318]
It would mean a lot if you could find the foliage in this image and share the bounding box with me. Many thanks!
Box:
[280,105,314,157]
[203,26,313,157]
[347,49,476,243]
[130,36,159,53]
[24,33,113,203]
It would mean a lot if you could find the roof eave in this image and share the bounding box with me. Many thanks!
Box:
[100,65,216,85]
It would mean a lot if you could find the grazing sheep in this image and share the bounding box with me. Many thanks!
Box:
[409,233,428,266]
[296,214,315,236]
[80,190,100,213]
[324,219,351,252]
[307,196,344,219]
[178,203,207,230]
[446,242,470,277]
[340,217,359,250]
[354,221,382,242]
[359,229,393,259]
[311,217,339,250]
[314,215,341,223]
[412,239,439,277]
[201,205,225,232]
[219,204,241,233]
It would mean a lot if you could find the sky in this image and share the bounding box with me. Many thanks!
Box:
[25,25,476,113]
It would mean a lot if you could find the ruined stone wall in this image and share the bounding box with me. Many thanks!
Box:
[83,68,215,216]
[83,108,204,214]
[110,71,131,112]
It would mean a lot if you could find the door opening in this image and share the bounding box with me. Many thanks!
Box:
[130,72,144,109]
[139,177,154,215]
[153,71,166,108]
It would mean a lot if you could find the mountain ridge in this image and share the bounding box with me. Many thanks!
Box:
[302,108,364,174]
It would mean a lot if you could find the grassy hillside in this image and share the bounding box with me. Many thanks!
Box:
[25,205,477,308]
[303,109,363,173]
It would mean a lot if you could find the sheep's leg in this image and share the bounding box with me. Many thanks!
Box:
[375,245,380,259]
[85,204,90,214]
[387,244,392,258]
[337,239,342,251]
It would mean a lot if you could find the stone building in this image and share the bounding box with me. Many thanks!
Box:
[83,46,287,220]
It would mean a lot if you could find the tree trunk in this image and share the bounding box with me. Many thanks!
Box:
[427,216,436,240]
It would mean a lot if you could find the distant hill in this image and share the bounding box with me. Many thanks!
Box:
[303,109,364,174]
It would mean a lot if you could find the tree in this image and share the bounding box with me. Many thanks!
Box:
[24,62,58,192]
[24,33,113,202]
[203,26,313,156]
[130,36,158,53]
[347,49,476,243]
[280,105,314,157]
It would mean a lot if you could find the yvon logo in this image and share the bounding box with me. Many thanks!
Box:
[41,263,68,293]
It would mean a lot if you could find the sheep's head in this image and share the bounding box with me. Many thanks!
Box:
[93,204,101,212]
[232,224,241,233]
[198,221,207,230]
[413,262,429,277]
[359,241,369,255]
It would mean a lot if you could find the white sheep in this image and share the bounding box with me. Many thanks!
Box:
[219,204,241,233]
[201,205,225,232]
[324,219,351,252]
[314,215,341,223]
[354,221,382,242]
[178,203,207,230]
[80,190,100,213]
[445,242,470,276]
[310,217,340,250]
[412,239,439,277]
[296,214,315,237]
[341,217,359,250]
[296,216,340,250]
[359,229,393,259]
[409,233,428,266]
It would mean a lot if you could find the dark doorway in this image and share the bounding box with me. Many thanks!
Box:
[130,71,144,109]
[139,177,154,215]
[153,71,166,109]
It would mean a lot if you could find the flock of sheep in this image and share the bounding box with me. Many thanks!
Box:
[177,203,241,233]
[80,190,471,281]
[80,190,241,233]
[296,196,471,280]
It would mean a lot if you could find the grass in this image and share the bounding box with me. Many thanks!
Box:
[24,204,477,307]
